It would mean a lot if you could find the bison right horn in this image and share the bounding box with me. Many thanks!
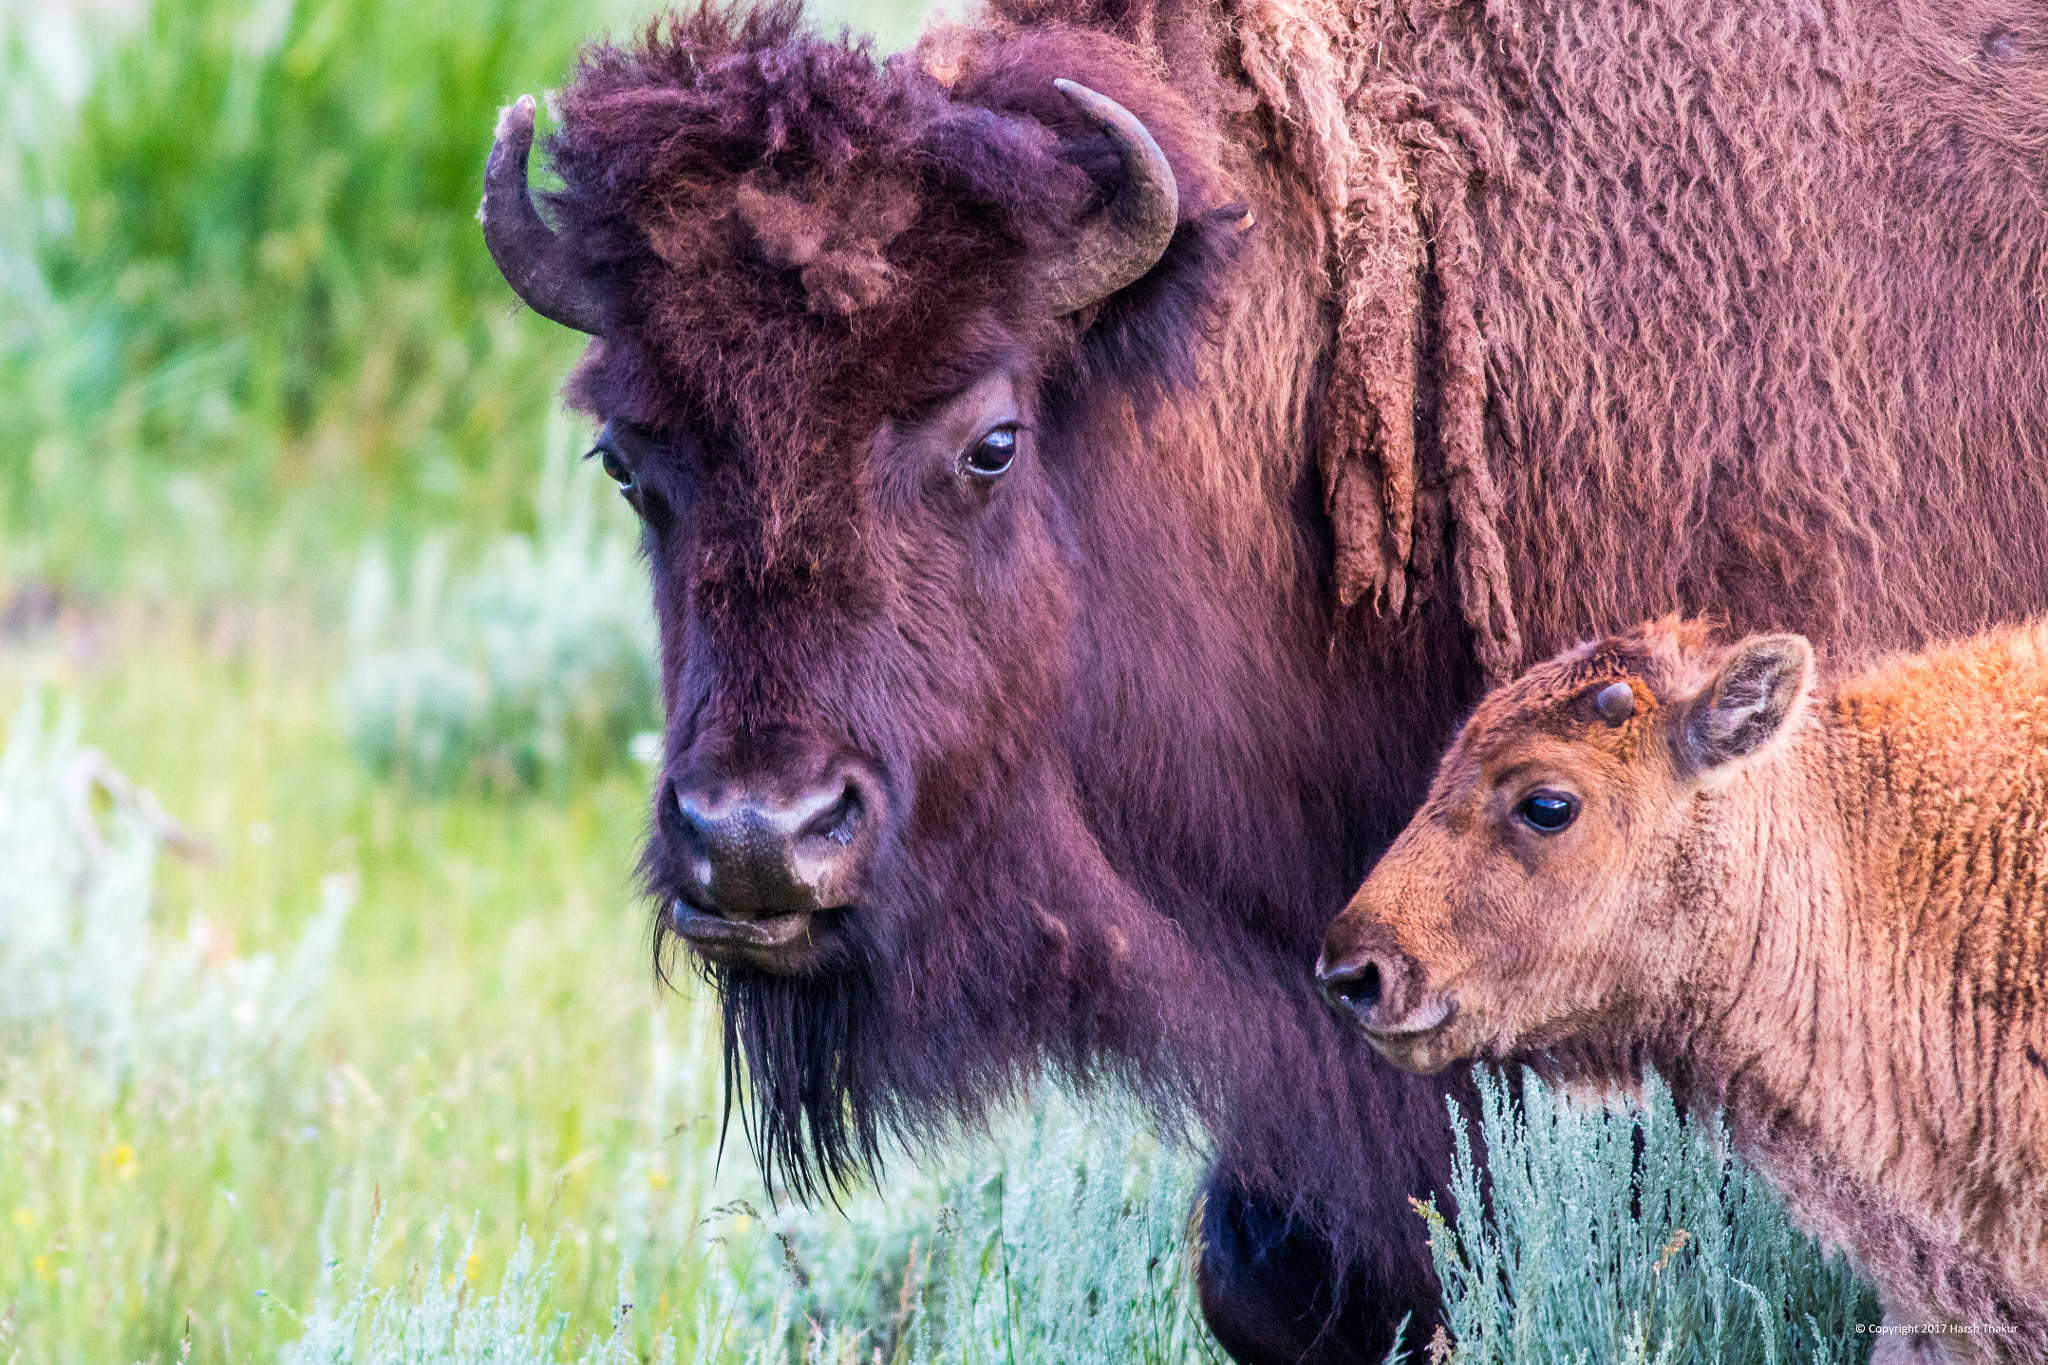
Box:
[480,95,607,335]
[1042,80,1180,317]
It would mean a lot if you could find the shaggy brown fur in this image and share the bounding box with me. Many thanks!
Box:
[504,0,2048,1358]
[1323,619,2048,1361]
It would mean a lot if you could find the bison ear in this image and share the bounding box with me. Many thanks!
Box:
[1678,634,1814,776]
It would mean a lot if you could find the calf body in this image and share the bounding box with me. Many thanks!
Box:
[1320,620,2048,1361]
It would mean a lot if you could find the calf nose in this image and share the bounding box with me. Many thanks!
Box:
[1316,948,1418,1030]
[672,775,871,919]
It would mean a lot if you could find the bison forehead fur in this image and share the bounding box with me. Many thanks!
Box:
[547,3,1237,443]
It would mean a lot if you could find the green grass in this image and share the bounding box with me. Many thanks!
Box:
[0,605,717,1363]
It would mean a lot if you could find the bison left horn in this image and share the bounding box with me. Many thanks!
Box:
[1043,80,1180,317]
[480,95,606,335]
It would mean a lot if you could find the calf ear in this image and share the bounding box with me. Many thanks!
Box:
[1680,634,1813,774]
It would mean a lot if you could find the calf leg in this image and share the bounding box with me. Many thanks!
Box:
[1194,1177,1442,1365]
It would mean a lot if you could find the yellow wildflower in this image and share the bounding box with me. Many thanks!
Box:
[465,1253,483,1284]
[101,1143,139,1181]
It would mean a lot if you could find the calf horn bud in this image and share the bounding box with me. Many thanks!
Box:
[1595,681,1636,724]
[480,95,606,335]
[1043,80,1180,317]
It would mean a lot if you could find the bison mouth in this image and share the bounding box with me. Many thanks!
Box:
[669,899,855,975]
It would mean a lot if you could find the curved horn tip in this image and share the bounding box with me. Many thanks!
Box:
[1049,79,1164,164]
[494,93,537,146]
[480,94,538,228]
[480,91,607,335]
[479,96,536,225]
[1042,79,1181,317]
[1049,80,1106,110]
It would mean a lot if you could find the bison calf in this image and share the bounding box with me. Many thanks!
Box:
[1318,617,2048,1361]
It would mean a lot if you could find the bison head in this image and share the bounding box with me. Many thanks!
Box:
[1317,618,1816,1077]
[482,5,1247,1196]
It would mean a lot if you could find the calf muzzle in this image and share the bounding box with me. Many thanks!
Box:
[1315,945,1442,1037]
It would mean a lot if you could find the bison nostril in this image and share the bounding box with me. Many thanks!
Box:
[665,769,879,921]
[798,783,862,847]
[667,786,717,895]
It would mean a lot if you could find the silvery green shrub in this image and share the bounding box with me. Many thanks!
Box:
[1421,1068,1877,1365]
[338,410,659,791]
[0,693,349,1080]
[700,1100,1217,1364]
[288,1220,675,1365]
[290,1093,1221,1365]
[909,1107,1218,1365]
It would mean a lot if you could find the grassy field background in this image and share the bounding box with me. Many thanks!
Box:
[0,0,1876,1360]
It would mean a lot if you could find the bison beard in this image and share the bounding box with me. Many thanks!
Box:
[657,834,974,1212]
[714,961,892,1207]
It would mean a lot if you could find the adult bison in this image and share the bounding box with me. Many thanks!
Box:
[479,0,2048,1358]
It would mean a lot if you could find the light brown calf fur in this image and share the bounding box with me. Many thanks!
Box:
[1318,618,2048,1362]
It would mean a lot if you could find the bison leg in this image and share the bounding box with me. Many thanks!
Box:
[1194,1177,1441,1365]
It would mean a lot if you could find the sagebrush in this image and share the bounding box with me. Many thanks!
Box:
[288,1098,1220,1365]
[0,692,349,1077]
[1421,1068,1877,1365]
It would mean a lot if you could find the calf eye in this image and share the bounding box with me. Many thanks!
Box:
[961,425,1017,479]
[1516,790,1579,833]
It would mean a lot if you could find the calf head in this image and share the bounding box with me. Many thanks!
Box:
[1317,618,1814,1075]
[481,5,1245,1195]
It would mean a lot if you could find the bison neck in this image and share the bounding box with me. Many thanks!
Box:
[1044,118,1488,1267]
[1674,702,2048,1331]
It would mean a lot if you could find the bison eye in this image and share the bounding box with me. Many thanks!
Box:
[960,425,1017,479]
[588,429,636,493]
[1516,789,1578,833]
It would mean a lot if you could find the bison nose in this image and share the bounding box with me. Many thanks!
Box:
[1316,948,1418,1030]
[672,775,871,920]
